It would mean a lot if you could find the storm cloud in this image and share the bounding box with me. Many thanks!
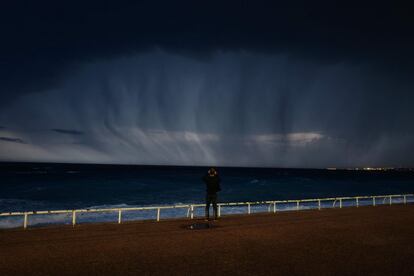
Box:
[0,2,413,167]
[0,137,26,144]
[51,129,84,135]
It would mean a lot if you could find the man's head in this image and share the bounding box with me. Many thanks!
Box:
[208,167,217,176]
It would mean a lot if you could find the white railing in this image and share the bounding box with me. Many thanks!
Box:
[0,193,412,229]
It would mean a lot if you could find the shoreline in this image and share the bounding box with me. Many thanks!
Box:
[2,194,412,230]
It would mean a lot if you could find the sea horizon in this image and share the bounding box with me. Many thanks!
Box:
[1,161,413,171]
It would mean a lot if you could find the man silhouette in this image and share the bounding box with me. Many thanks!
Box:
[202,167,221,221]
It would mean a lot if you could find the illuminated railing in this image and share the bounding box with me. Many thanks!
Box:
[0,193,412,229]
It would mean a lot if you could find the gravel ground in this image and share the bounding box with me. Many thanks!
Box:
[1,205,414,275]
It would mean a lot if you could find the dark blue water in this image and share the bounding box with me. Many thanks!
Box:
[1,163,414,213]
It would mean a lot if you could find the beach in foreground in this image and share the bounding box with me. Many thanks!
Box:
[1,205,414,275]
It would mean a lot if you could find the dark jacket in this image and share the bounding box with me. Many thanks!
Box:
[202,174,221,194]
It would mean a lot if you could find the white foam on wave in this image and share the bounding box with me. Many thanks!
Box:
[0,213,72,229]
[86,203,133,209]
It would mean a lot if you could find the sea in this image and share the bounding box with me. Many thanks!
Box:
[1,162,414,228]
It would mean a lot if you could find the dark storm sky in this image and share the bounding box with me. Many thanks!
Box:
[0,2,413,167]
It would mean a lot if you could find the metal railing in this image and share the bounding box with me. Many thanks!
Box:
[0,193,412,229]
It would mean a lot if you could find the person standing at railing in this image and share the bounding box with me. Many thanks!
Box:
[203,167,221,221]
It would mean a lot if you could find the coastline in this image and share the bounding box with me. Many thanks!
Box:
[1,205,414,275]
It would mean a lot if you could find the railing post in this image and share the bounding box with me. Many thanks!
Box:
[339,198,342,208]
[247,203,251,214]
[72,210,76,226]
[296,201,300,210]
[156,208,160,222]
[190,205,194,219]
[404,195,407,205]
[373,196,376,206]
[389,196,392,205]
[218,205,221,217]
[118,209,122,224]
[23,213,28,229]
[318,199,321,210]
[273,202,276,213]
[356,197,359,208]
